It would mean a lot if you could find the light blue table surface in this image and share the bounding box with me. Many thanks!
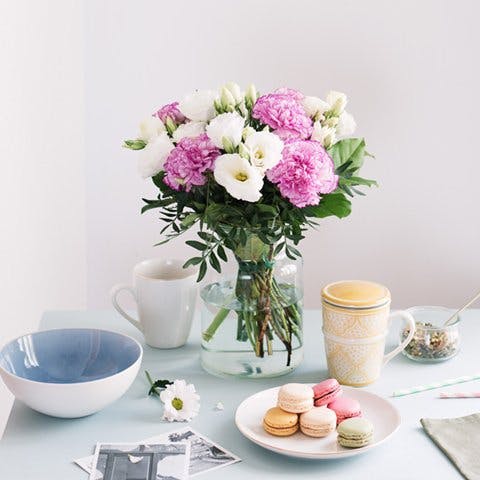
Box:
[1,309,479,479]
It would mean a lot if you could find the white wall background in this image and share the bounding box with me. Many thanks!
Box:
[0,0,87,434]
[84,0,480,310]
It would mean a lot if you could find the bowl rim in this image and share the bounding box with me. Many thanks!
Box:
[0,327,143,386]
[405,305,461,329]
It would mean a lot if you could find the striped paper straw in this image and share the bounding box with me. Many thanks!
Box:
[392,373,480,397]
[439,392,480,398]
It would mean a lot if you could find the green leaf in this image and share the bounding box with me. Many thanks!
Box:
[287,245,302,257]
[197,261,207,282]
[328,138,366,174]
[302,193,352,219]
[145,371,172,397]
[217,244,228,262]
[181,213,199,228]
[342,176,378,187]
[274,242,285,256]
[183,257,203,268]
[186,240,207,251]
[209,252,221,273]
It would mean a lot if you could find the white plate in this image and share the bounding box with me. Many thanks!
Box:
[235,385,401,459]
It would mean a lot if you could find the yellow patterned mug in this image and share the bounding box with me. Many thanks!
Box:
[321,280,415,386]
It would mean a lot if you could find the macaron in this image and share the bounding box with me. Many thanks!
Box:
[327,397,362,425]
[277,383,314,413]
[337,417,374,448]
[300,407,337,437]
[263,407,299,436]
[312,378,342,407]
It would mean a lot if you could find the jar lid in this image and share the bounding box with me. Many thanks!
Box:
[322,280,391,308]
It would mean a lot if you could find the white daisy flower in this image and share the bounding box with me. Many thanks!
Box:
[160,379,200,422]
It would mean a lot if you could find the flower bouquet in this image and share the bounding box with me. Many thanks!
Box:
[124,83,375,376]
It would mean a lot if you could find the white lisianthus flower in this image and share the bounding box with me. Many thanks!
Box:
[206,112,245,149]
[302,96,330,119]
[244,131,284,172]
[172,121,206,142]
[137,133,174,178]
[326,90,347,116]
[178,90,218,122]
[311,121,336,148]
[160,379,200,422]
[138,116,165,142]
[336,111,356,138]
[224,81,244,104]
[214,154,264,202]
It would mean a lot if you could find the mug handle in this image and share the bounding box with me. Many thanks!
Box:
[383,310,416,365]
[110,284,144,333]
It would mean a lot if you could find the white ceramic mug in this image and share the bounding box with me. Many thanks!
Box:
[110,258,197,348]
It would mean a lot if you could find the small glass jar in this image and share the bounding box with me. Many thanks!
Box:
[400,306,460,363]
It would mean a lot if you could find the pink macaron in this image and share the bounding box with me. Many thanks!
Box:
[327,397,362,425]
[312,378,342,407]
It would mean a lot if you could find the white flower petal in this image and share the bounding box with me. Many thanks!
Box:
[302,96,330,119]
[138,116,165,142]
[172,121,206,142]
[311,121,336,148]
[326,90,347,115]
[336,111,356,138]
[178,90,218,122]
[244,131,284,172]
[206,112,245,149]
[214,154,263,202]
[137,133,174,178]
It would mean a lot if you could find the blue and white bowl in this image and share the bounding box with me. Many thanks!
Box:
[0,328,142,418]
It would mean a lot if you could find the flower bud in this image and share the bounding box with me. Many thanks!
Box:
[221,87,236,110]
[164,117,177,136]
[242,126,255,140]
[326,90,347,116]
[222,136,236,153]
[224,82,243,104]
[324,116,339,128]
[245,84,257,106]
[238,142,250,159]
[214,98,223,114]
[123,139,147,150]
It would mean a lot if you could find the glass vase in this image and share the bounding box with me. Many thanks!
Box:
[200,240,303,378]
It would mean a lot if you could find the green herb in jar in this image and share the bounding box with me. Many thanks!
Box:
[402,321,459,360]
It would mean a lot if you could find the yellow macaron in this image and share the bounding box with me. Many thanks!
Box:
[263,407,299,436]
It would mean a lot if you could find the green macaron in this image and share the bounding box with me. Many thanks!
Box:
[337,417,374,448]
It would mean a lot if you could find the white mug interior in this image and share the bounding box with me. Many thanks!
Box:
[134,258,197,281]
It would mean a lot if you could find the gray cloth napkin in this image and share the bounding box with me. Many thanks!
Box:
[421,413,480,480]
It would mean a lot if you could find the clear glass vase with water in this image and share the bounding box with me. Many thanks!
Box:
[200,246,303,378]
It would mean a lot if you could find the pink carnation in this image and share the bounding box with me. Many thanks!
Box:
[164,134,220,191]
[252,92,312,140]
[274,87,305,101]
[267,140,338,208]
[155,102,186,124]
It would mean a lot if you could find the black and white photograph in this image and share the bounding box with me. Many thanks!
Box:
[165,428,241,477]
[77,428,241,479]
[90,443,190,480]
